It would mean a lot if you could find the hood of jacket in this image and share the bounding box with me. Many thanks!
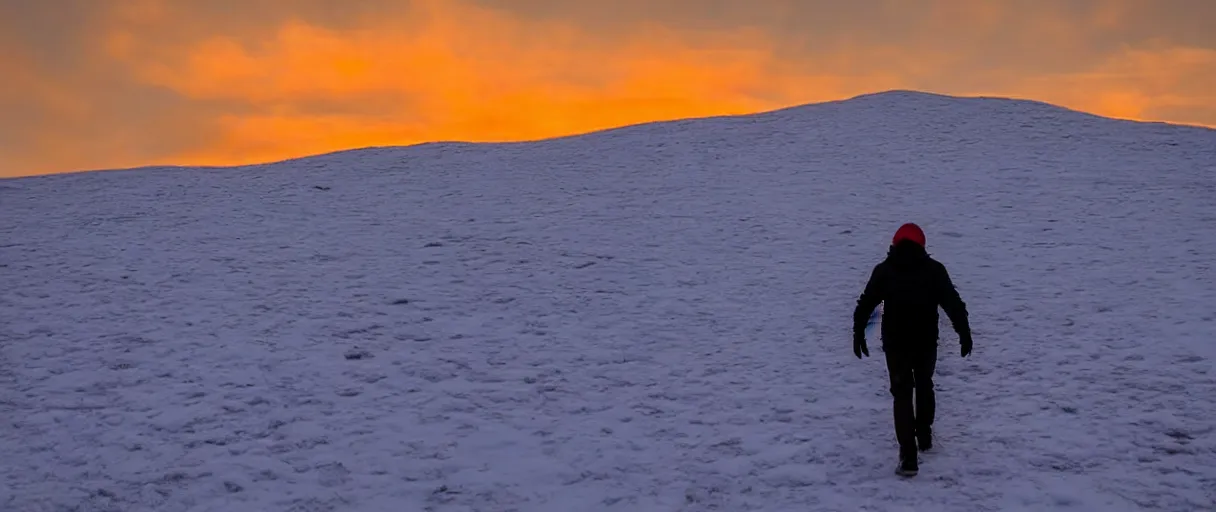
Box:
[886,239,931,270]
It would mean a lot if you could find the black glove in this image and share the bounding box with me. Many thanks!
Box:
[854,332,870,359]
[960,332,973,358]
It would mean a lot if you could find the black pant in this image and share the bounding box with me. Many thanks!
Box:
[884,344,938,459]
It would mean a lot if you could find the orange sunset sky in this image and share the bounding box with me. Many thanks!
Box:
[2,0,1214,178]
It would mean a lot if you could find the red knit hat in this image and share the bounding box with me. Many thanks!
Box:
[892,223,925,247]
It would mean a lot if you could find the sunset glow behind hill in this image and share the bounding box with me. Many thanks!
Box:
[2,0,1214,177]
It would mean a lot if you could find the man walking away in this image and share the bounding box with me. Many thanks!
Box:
[852,223,973,477]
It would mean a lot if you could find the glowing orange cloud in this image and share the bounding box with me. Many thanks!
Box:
[108,2,907,167]
[1,0,1213,177]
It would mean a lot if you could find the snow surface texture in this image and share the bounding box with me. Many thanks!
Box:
[2,90,1215,512]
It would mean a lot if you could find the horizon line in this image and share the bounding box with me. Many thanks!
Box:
[5,88,1213,180]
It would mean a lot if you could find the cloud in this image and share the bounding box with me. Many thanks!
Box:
[102,1,911,168]
[1,0,1213,177]
[978,42,1216,124]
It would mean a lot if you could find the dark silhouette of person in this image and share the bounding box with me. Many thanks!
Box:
[853,222,973,477]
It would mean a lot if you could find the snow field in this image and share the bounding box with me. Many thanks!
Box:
[2,91,1214,511]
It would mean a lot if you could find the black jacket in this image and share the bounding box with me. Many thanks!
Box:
[853,241,971,350]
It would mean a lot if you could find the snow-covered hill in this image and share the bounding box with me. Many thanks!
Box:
[2,90,1214,511]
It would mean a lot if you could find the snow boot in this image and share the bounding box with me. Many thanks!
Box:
[917,428,932,452]
[896,455,919,477]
